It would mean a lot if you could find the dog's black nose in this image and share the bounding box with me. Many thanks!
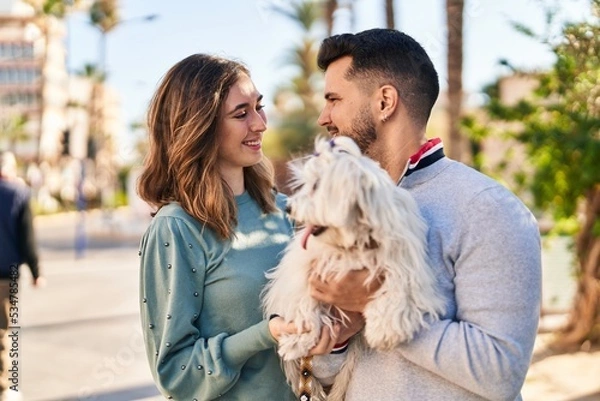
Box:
[285,205,292,214]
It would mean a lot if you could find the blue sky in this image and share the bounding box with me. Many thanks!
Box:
[65,0,591,160]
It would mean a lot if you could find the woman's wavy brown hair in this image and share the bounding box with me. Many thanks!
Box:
[137,54,276,239]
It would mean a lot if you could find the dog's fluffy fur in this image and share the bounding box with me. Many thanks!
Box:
[262,136,445,400]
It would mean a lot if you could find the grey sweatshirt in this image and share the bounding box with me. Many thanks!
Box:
[315,155,542,401]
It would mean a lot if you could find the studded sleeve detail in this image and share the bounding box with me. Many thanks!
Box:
[140,214,238,400]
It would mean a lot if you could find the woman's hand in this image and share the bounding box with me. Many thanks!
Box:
[268,312,364,354]
[268,316,304,342]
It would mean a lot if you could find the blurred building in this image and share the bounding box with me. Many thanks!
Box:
[0,0,68,162]
[0,0,122,211]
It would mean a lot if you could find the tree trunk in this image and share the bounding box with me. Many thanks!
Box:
[554,185,600,350]
[88,80,101,157]
[385,0,395,29]
[324,0,338,36]
[36,20,49,164]
[445,0,465,162]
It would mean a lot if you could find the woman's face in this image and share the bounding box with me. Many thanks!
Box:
[216,73,267,177]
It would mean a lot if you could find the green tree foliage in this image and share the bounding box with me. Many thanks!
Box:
[24,0,82,18]
[42,0,75,17]
[269,1,325,158]
[464,0,600,349]
[22,0,81,161]
[0,114,29,152]
[89,0,120,33]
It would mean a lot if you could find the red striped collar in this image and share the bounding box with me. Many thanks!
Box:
[400,138,444,180]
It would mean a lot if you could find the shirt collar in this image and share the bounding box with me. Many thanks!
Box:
[399,138,445,182]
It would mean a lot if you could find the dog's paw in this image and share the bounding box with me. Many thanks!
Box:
[363,302,420,349]
[362,288,442,349]
[277,333,320,361]
[364,322,412,350]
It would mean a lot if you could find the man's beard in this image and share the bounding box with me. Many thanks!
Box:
[340,105,377,154]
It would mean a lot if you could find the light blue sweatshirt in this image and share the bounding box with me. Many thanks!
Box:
[139,192,295,400]
[315,154,542,401]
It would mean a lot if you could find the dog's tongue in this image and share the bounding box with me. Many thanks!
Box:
[300,225,314,250]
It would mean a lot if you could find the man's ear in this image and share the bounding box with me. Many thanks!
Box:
[377,84,399,122]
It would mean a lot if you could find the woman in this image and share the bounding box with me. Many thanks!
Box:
[137,54,297,400]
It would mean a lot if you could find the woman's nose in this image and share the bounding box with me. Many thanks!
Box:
[250,112,267,132]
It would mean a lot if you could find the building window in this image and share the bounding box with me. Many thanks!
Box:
[0,42,35,60]
[0,92,40,107]
[0,67,41,84]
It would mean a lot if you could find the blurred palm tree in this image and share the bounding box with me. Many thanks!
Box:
[0,114,29,153]
[129,120,149,165]
[385,0,395,29]
[446,0,467,162]
[76,63,104,160]
[270,1,324,156]
[88,0,120,208]
[323,0,337,35]
[23,0,81,162]
[323,0,357,35]
[89,0,120,74]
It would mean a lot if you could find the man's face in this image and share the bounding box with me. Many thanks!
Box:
[317,56,377,154]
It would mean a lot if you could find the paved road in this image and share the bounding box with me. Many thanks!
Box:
[16,208,162,401]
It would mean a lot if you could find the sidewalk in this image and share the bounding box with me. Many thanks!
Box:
[17,207,161,401]
[14,207,600,400]
[522,333,600,401]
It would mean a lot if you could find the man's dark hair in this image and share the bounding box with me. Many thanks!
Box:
[318,29,439,128]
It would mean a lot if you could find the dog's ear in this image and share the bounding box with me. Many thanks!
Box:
[355,172,378,225]
[353,160,402,232]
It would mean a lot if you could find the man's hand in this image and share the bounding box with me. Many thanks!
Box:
[338,311,365,343]
[309,323,341,355]
[309,268,381,312]
[309,311,365,355]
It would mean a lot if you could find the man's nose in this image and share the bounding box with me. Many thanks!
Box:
[317,107,330,127]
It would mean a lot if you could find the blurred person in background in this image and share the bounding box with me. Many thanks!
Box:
[0,151,44,401]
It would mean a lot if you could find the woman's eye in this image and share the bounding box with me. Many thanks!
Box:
[257,103,265,111]
[234,111,247,119]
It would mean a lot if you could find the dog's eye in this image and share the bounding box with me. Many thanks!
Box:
[312,180,319,192]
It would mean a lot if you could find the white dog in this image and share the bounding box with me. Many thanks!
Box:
[262,136,445,400]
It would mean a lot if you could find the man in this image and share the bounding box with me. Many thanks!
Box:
[308,29,542,401]
[0,151,43,401]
